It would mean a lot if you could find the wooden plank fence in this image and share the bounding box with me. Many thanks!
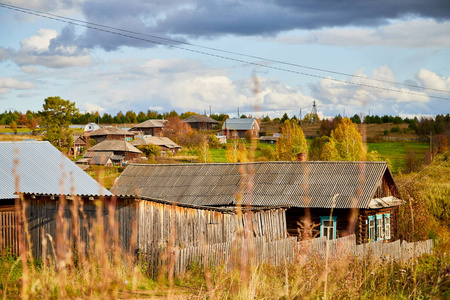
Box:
[0,210,18,256]
[151,235,435,276]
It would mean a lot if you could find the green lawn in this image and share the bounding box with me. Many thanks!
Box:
[367,142,429,172]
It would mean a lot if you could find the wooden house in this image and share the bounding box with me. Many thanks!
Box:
[130,120,167,136]
[112,161,403,244]
[83,140,143,165]
[221,118,260,138]
[183,115,219,130]
[87,126,135,144]
[131,136,181,154]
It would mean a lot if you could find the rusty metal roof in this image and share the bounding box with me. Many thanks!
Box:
[0,141,112,199]
[111,161,395,209]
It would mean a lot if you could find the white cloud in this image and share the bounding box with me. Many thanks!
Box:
[11,29,93,68]
[0,77,35,89]
[80,102,105,113]
[278,19,450,48]
[415,69,450,91]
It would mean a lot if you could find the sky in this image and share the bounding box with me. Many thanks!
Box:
[0,0,449,119]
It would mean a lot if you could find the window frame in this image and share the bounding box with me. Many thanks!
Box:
[320,216,337,240]
[376,214,384,241]
[384,213,391,240]
[368,215,375,242]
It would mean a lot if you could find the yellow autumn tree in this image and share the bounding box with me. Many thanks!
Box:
[275,120,307,161]
[308,136,339,161]
[330,117,364,161]
[225,135,248,162]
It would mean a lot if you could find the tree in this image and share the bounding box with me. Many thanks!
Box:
[197,137,212,163]
[226,138,248,162]
[308,136,338,161]
[280,113,289,124]
[330,118,364,161]
[303,113,320,123]
[275,120,307,161]
[40,96,78,151]
[162,116,193,145]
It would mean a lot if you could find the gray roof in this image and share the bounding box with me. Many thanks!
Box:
[222,118,260,131]
[87,126,133,137]
[132,136,181,149]
[87,140,142,153]
[184,115,219,124]
[0,141,111,199]
[111,161,396,209]
[130,119,167,129]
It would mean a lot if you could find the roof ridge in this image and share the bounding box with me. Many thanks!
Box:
[127,161,388,167]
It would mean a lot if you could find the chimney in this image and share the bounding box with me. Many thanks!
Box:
[297,153,306,161]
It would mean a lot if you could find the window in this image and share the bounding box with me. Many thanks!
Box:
[368,215,375,242]
[320,216,337,240]
[384,213,391,240]
[376,214,384,241]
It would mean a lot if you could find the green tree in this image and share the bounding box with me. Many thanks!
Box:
[303,113,320,123]
[275,120,307,161]
[330,118,364,161]
[280,113,289,124]
[308,136,338,161]
[40,96,78,151]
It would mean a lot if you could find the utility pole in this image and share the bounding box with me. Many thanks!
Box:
[430,131,433,161]
[238,107,240,118]
[300,108,302,125]
[209,105,211,117]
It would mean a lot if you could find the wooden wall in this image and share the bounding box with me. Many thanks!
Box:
[137,200,287,254]
[22,196,287,259]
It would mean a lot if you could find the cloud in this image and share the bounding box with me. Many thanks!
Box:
[415,69,450,91]
[39,0,450,51]
[277,19,450,48]
[0,77,35,96]
[0,77,35,89]
[309,66,440,116]
[80,102,105,113]
[10,28,93,68]
[76,58,313,116]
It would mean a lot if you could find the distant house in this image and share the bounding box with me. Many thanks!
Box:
[184,115,219,130]
[112,161,403,244]
[130,120,167,136]
[83,140,143,165]
[132,136,181,154]
[87,126,135,144]
[260,133,282,144]
[221,118,260,138]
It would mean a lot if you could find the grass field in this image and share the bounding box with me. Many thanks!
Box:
[367,142,429,172]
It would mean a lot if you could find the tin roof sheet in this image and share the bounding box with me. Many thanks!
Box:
[112,161,394,209]
[0,141,111,199]
[221,118,260,131]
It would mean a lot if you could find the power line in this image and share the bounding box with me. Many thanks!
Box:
[1,2,450,101]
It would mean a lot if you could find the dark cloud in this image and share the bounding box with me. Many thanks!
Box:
[55,0,450,50]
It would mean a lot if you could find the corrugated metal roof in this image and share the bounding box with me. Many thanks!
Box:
[112,161,393,209]
[222,118,260,131]
[0,141,112,199]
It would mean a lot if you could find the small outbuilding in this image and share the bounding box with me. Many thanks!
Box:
[84,140,143,165]
[183,115,219,130]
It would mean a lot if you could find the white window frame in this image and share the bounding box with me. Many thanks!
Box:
[376,214,384,241]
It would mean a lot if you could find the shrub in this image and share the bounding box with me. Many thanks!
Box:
[390,126,401,133]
